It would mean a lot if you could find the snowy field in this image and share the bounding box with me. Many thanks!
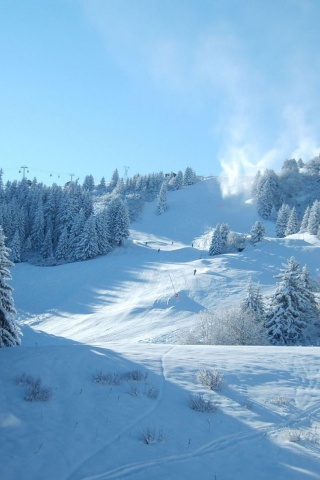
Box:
[1,177,320,479]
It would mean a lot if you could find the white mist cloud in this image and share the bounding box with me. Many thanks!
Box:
[81,0,320,196]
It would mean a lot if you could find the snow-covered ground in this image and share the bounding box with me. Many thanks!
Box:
[1,177,320,479]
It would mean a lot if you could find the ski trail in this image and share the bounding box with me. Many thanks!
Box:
[66,346,176,480]
[73,349,320,480]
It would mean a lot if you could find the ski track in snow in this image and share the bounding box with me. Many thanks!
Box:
[66,346,176,480]
[66,348,320,480]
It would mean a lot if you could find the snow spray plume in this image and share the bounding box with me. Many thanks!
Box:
[218,146,256,198]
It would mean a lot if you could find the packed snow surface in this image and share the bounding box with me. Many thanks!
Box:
[1,177,320,479]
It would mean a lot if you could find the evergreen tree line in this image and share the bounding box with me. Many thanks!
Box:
[0,172,129,264]
[183,257,320,346]
[252,156,320,229]
[0,166,197,264]
[273,200,320,238]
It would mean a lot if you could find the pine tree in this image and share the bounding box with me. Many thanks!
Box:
[97,176,107,196]
[55,227,70,261]
[0,226,21,347]
[285,207,299,235]
[74,215,99,261]
[110,169,119,190]
[9,230,21,263]
[252,170,262,200]
[31,199,45,250]
[307,200,320,235]
[41,228,53,259]
[250,221,265,244]
[174,171,184,190]
[276,203,291,238]
[68,209,86,261]
[157,182,168,215]
[300,206,311,233]
[95,210,112,255]
[113,201,130,246]
[266,257,307,345]
[82,175,95,192]
[299,265,319,326]
[241,278,265,322]
[209,224,222,256]
[257,169,280,219]
[220,223,230,251]
[106,198,130,246]
[183,167,197,186]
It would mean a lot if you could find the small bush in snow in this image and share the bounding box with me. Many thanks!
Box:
[188,394,217,413]
[14,373,53,402]
[284,427,319,444]
[14,373,35,386]
[269,394,291,406]
[197,368,224,391]
[145,386,159,400]
[24,378,53,402]
[285,429,303,443]
[124,370,148,382]
[181,308,268,346]
[128,386,140,396]
[92,371,123,385]
[140,426,165,444]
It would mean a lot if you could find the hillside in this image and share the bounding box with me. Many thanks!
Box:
[1,176,320,480]
[12,176,319,344]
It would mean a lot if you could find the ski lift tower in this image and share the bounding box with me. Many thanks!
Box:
[19,165,29,179]
[124,165,129,180]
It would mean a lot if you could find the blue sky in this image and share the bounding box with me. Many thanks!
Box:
[1,0,320,186]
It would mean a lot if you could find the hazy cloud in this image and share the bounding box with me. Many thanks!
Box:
[81,0,320,194]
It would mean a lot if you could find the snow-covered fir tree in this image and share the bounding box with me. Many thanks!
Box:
[41,227,54,259]
[209,224,222,256]
[55,227,70,261]
[82,175,95,192]
[31,199,45,250]
[157,182,168,215]
[97,176,107,196]
[275,203,291,238]
[110,169,119,190]
[307,200,320,235]
[220,223,230,251]
[300,206,311,233]
[240,278,265,323]
[266,257,308,345]
[285,207,299,236]
[106,197,130,246]
[257,169,280,219]
[299,265,319,331]
[250,221,265,244]
[95,210,112,255]
[172,170,184,190]
[68,209,86,261]
[74,215,99,261]
[183,167,197,186]
[0,226,21,347]
[252,170,262,200]
[9,229,21,263]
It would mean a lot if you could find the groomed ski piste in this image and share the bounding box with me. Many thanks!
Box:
[1,177,320,480]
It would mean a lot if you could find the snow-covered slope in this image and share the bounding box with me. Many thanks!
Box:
[11,177,319,344]
[1,177,320,480]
